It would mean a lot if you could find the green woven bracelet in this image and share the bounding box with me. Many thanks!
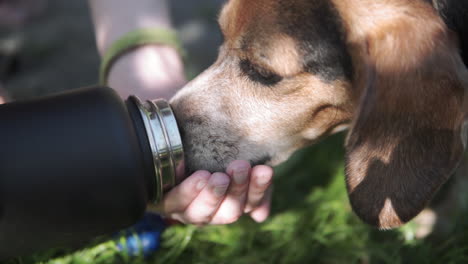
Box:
[99,28,185,85]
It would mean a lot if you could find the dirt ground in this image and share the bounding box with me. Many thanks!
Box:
[0,0,224,100]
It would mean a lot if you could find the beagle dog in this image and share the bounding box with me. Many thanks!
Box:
[170,0,468,229]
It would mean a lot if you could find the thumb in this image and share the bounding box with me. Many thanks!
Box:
[148,170,211,214]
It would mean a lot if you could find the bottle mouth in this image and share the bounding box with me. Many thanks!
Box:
[130,96,185,203]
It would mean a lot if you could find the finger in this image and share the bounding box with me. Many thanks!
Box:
[181,172,231,224]
[250,186,272,223]
[149,170,211,214]
[244,165,273,213]
[210,160,251,225]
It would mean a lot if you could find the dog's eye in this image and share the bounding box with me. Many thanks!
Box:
[240,60,283,86]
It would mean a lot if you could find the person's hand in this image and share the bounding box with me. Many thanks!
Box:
[151,160,273,224]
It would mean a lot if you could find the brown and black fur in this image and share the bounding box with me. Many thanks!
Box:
[171,0,468,229]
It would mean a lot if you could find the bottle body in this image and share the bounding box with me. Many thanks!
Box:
[0,86,182,259]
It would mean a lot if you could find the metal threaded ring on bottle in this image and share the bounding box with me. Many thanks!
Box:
[131,96,184,203]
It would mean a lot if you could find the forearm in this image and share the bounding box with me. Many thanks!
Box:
[88,0,186,99]
[88,0,172,55]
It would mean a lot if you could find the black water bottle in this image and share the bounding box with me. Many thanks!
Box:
[0,86,184,259]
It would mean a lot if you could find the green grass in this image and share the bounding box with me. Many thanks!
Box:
[5,134,468,264]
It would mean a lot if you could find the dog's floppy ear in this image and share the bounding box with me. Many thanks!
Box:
[343,4,468,229]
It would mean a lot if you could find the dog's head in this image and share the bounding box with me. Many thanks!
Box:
[171,0,468,229]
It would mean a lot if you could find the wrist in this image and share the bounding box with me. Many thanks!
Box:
[107,45,186,100]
